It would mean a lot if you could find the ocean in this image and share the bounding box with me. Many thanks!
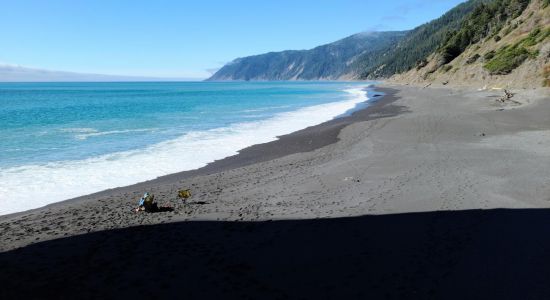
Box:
[0,81,373,215]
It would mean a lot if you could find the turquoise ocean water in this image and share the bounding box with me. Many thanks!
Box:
[0,81,372,214]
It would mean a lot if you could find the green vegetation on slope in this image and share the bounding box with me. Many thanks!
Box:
[484,45,533,74]
[439,0,531,64]
[484,27,549,74]
[521,27,550,46]
[358,0,488,79]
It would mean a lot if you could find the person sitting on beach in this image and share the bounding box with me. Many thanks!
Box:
[135,192,154,212]
[135,192,173,213]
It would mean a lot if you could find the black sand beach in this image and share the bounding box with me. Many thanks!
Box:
[0,87,402,220]
[1,85,550,299]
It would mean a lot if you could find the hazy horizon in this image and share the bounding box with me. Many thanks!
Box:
[0,64,203,82]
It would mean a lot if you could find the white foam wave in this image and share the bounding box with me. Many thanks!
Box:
[60,127,98,133]
[239,105,292,113]
[74,128,157,140]
[0,86,369,215]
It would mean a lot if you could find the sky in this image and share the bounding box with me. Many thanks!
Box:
[0,0,466,79]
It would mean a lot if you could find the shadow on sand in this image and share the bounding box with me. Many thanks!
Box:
[2,208,550,299]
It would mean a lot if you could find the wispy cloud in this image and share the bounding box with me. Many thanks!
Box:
[375,0,458,31]
[205,67,221,75]
[380,15,408,22]
[364,23,393,32]
[205,61,229,75]
[393,0,458,15]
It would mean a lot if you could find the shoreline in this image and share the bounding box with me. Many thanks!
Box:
[0,85,398,220]
[3,84,550,298]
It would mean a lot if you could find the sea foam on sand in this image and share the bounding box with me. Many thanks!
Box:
[0,87,369,215]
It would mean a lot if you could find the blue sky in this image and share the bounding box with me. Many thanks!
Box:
[0,0,466,79]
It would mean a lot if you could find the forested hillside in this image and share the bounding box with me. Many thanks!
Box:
[391,0,550,88]
[439,0,531,65]
[358,0,488,79]
[207,31,407,81]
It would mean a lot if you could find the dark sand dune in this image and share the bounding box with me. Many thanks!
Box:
[2,208,550,299]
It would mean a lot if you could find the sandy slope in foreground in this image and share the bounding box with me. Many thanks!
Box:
[1,85,549,250]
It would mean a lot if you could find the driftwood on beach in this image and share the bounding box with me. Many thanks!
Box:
[497,89,519,104]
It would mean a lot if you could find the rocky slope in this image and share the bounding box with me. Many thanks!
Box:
[390,0,550,88]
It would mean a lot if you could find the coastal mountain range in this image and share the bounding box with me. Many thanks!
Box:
[207,31,408,81]
[209,0,550,88]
